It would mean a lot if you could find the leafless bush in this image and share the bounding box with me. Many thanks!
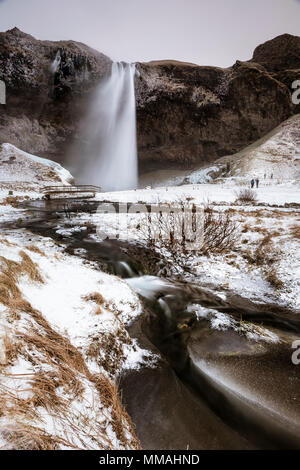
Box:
[235,188,257,203]
[135,201,239,271]
[202,207,239,253]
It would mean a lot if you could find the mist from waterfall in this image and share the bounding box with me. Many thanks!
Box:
[77,62,138,191]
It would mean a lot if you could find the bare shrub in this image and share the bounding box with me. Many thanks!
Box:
[235,188,257,203]
[135,200,239,271]
[202,207,239,254]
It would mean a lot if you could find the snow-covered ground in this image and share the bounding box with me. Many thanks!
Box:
[139,114,300,188]
[96,182,300,206]
[92,182,300,311]
[0,140,299,449]
[0,143,73,187]
[0,230,158,449]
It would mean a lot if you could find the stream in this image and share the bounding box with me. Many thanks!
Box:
[11,199,300,449]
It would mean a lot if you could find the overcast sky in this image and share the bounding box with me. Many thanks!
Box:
[0,0,299,67]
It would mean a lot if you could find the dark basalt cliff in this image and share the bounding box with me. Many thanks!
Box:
[0,28,299,172]
[135,34,300,172]
[0,27,111,162]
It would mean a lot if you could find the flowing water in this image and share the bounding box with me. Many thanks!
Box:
[76,62,138,191]
[16,194,300,450]
[50,50,61,74]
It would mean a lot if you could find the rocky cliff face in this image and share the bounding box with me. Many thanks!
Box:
[0,27,111,162]
[135,34,300,172]
[0,29,299,173]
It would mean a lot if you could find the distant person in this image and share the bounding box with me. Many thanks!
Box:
[264,173,266,179]
[251,178,255,188]
[255,178,259,188]
[270,173,273,180]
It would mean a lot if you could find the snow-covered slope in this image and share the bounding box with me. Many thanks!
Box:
[142,115,300,187]
[186,114,300,185]
[215,114,300,182]
[0,144,73,187]
[0,231,157,450]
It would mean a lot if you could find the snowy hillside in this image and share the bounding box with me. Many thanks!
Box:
[0,144,73,188]
[142,115,300,187]
[0,230,157,449]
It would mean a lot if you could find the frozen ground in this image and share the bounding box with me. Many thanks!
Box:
[93,181,300,311]
[0,229,157,449]
[96,181,300,206]
[0,141,299,449]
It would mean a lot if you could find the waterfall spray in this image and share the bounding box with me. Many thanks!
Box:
[77,62,138,191]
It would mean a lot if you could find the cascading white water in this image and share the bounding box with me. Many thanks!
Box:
[78,62,138,191]
[50,51,61,74]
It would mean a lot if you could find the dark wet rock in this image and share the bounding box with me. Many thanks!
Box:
[0,29,299,173]
[135,34,299,171]
[0,27,111,162]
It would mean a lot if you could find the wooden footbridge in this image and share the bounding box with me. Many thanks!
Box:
[42,185,101,200]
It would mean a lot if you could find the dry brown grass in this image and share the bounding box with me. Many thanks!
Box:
[94,307,103,315]
[242,234,283,290]
[0,196,22,207]
[265,267,284,289]
[87,328,132,377]
[25,245,46,257]
[0,251,140,450]
[1,332,19,366]
[94,375,140,450]
[19,251,44,283]
[241,223,250,233]
[243,234,281,266]
[0,238,17,247]
[83,292,107,316]
[83,292,105,305]
[0,422,86,450]
[290,224,300,240]
[0,251,44,286]
[1,304,140,449]
[0,251,44,320]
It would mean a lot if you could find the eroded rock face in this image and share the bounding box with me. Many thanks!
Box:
[0,29,299,173]
[135,34,300,171]
[0,27,111,162]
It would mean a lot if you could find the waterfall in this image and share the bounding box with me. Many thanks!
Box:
[50,51,61,74]
[77,62,138,191]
